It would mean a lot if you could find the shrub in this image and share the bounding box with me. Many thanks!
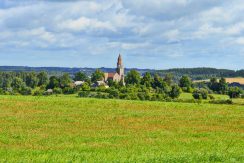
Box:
[137,92,146,100]
[192,88,208,99]
[0,88,4,95]
[209,94,215,100]
[63,87,75,94]
[169,85,182,99]
[241,94,244,99]
[20,86,32,95]
[33,90,44,96]
[228,87,242,99]
[108,89,119,98]
[81,82,91,91]
[209,99,233,104]
[78,91,90,97]
[53,87,62,94]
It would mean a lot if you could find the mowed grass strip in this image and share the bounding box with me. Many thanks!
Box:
[0,95,243,162]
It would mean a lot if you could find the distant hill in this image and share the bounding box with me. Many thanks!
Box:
[0,66,243,79]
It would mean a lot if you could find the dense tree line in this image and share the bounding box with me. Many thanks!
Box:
[79,69,181,101]
[1,66,244,80]
[157,68,244,80]
[0,69,243,101]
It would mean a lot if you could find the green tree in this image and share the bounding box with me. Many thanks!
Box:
[91,69,104,82]
[169,85,181,99]
[26,72,38,88]
[152,74,163,88]
[125,70,141,85]
[179,75,192,88]
[47,76,59,89]
[74,72,88,81]
[60,73,71,88]
[163,73,173,86]
[141,72,152,87]
[37,71,48,86]
[192,88,208,99]
[219,77,228,94]
[81,82,91,91]
[208,77,219,92]
[11,77,26,92]
[228,87,242,98]
[179,75,192,92]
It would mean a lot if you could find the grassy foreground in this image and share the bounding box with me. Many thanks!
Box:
[0,95,243,162]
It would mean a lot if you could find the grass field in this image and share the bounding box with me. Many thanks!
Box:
[0,95,243,162]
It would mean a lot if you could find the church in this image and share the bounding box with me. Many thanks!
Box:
[104,54,125,84]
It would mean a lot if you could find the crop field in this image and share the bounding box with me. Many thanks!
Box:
[0,95,243,162]
[225,78,244,85]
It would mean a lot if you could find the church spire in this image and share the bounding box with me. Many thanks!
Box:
[117,54,122,66]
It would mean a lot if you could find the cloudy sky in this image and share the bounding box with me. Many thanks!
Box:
[0,0,244,69]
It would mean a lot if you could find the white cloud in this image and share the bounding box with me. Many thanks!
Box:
[235,37,244,45]
[1,0,244,68]
[59,17,116,32]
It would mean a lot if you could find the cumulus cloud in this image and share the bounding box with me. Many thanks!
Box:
[0,0,244,69]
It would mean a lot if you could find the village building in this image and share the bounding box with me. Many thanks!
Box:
[104,54,125,84]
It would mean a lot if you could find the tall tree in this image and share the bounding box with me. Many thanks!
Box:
[141,72,152,87]
[26,72,38,88]
[125,70,141,85]
[74,72,88,81]
[91,69,104,82]
[219,77,228,94]
[152,74,164,89]
[11,77,25,92]
[179,75,192,88]
[47,76,60,89]
[59,73,72,88]
[163,73,173,86]
[37,71,48,86]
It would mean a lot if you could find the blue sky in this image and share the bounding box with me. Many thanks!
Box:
[0,0,244,69]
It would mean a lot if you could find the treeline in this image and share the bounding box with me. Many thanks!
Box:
[79,70,182,101]
[157,68,244,80]
[1,66,244,80]
[0,70,243,102]
[0,70,181,101]
[192,77,243,99]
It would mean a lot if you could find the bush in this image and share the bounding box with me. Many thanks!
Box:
[209,99,233,104]
[78,91,90,97]
[209,94,215,100]
[169,85,182,99]
[228,87,242,99]
[63,87,75,94]
[33,90,44,96]
[20,86,32,95]
[53,87,62,94]
[108,89,119,98]
[192,88,208,99]
[81,82,90,91]
[0,88,4,95]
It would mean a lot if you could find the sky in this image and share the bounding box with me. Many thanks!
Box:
[0,0,244,70]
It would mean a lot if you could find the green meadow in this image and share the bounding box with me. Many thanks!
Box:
[0,95,243,162]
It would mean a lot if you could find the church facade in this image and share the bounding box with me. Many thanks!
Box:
[104,54,125,84]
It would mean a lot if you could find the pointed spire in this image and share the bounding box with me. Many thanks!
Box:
[117,54,122,66]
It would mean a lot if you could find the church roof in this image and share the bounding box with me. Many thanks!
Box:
[107,72,116,78]
[117,54,122,66]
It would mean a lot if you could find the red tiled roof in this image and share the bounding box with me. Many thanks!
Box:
[108,72,116,78]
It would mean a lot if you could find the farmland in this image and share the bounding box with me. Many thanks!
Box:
[0,95,243,162]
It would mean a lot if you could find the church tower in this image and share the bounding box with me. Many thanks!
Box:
[117,54,125,83]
